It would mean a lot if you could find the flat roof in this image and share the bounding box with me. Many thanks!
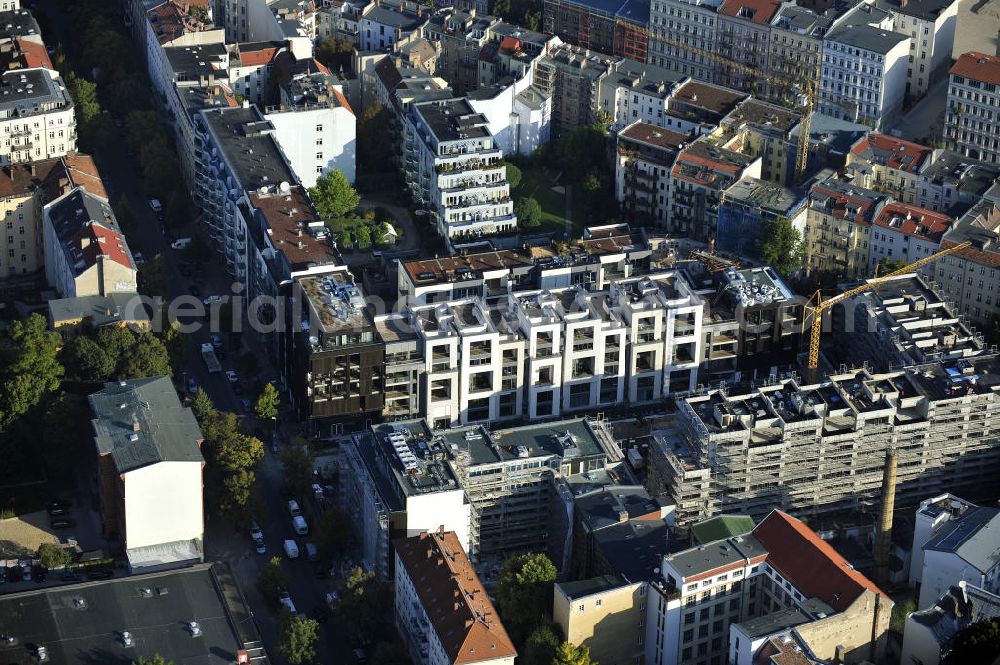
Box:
[827,21,908,54]
[49,293,151,328]
[734,607,810,638]
[440,417,611,467]
[558,574,629,599]
[369,420,463,499]
[0,564,244,665]
[620,121,688,152]
[363,4,425,29]
[671,80,747,116]
[877,0,961,22]
[593,519,672,582]
[299,271,368,334]
[723,98,799,133]
[414,97,491,143]
[163,42,229,81]
[201,106,296,192]
[723,177,805,214]
[690,514,756,544]
[249,186,337,268]
[666,534,768,580]
[0,68,71,116]
[0,8,41,40]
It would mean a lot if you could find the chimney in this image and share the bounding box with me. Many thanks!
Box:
[900,0,908,6]
[873,447,897,587]
[834,645,846,663]
[132,416,141,433]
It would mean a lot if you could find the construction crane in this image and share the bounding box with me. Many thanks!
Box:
[653,36,819,183]
[689,249,740,272]
[805,241,972,372]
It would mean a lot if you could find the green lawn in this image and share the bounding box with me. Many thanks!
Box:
[514,166,583,236]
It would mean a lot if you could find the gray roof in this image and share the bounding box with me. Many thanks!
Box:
[910,583,1000,648]
[0,8,41,40]
[770,4,834,37]
[734,607,810,638]
[575,485,661,532]
[666,534,768,580]
[593,518,671,582]
[164,42,229,82]
[47,189,134,276]
[414,97,491,143]
[558,574,629,599]
[438,417,611,466]
[200,105,296,191]
[367,420,462,501]
[827,21,909,54]
[90,376,204,474]
[876,0,958,22]
[924,506,1000,574]
[0,68,72,116]
[0,564,243,665]
[722,177,806,215]
[364,5,425,30]
[49,293,150,328]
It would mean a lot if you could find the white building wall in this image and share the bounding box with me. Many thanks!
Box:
[122,460,204,550]
[901,612,946,665]
[514,93,551,156]
[918,549,988,609]
[406,491,472,556]
[267,106,357,188]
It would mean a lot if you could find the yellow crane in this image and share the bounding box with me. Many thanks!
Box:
[805,241,972,371]
[653,36,819,183]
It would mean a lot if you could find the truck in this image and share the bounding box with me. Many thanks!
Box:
[200,342,221,373]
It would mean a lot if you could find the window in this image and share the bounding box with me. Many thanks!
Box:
[595,599,602,607]
[316,138,323,146]
[578,604,585,611]
[316,152,323,160]
[315,124,323,131]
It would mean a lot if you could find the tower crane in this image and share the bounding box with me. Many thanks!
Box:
[805,240,972,373]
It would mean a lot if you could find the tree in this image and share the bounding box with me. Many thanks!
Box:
[876,257,909,275]
[204,411,264,471]
[368,640,408,665]
[116,331,172,379]
[140,253,168,297]
[552,642,593,665]
[279,614,320,665]
[335,566,392,645]
[357,103,394,171]
[315,37,354,72]
[190,389,216,423]
[496,552,557,645]
[62,335,115,383]
[280,444,315,496]
[522,624,561,665]
[314,506,352,565]
[0,313,63,430]
[219,468,259,524]
[133,656,174,665]
[560,125,607,180]
[354,225,372,248]
[257,556,290,609]
[160,320,187,374]
[309,170,360,220]
[338,230,353,249]
[945,617,1000,665]
[757,216,804,278]
[255,383,280,422]
[890,597,916,633]
[37,542,72,569]
[516,197,543,229]
[506,162,523,190]
[115,197,136,237]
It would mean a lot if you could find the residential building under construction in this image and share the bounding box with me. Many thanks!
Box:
[652,355,1000,527]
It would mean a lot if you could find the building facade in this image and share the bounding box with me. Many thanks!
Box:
[943,51,1000,165]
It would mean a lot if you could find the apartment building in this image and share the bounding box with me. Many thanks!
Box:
[394,531,516,665]
[914,498,1000,608]
[846,133,932,205]
[876,0,960,101]
[595,59,682,132]
[43,188,137,298]
[715,0,781,93]
[543,0,650,62]
[943,51,1000,165]
[665,80,748,137]
[143,1,225,104]
[266,69,356,188]
[647,0,721,82]
[616,121,688,228]
[0,154,104,282]
[836,275,984,372]
[443,417,621,559]
[903,582,1000,665]
[360,3,425,51]
[667,139,762,240]
[0,68,75,166]
[656,356,1000,527]
[403,97,516,242]
[532,41,616,139]
[398,224,657,305]
[421,8,498,95]
[766,4,832,105]
[342,420,471,577]
[867,200,951,269]
[376,313,424,420]
[917,149,1000,214]
[818,5,910,130]
[90,376,205,571]
[649,510,891,665]
[554,576,648,665]
[227,40,282,105]
[804,176,886,277]
[930,182,1000,325]
[710,99,799,185]
[465,66,551,158]
[288,270,384,423]
[716,177,806,260]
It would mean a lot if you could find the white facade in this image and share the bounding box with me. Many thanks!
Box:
[882,0,959,100]
[466,69,550,157]
[266,104,357,188]
[944,53,1000,164]
[647,0,720,82]
[909,493,979,587]
[405,98,517,241]
[919,547,1000,609]
[0,68,76,166]
[819,12,910,130]
[122,460,205,551]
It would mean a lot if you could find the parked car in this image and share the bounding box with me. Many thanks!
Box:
[305,543,318,562]
[50,518,76,529]
[249,521,263,541]
[279,591,297,615]
[21,564,30,581]
[225,370,239,384]
[186,377,198,394]
[283,539,299,559]
[240,398,252,413]
[46,500,70,516]
[211,334,224,352]
[287,500,301,517]
[311,483,324,501]
[149,198,163,215]
[292,515,308,536]
[0,568,6,584]
[203,295,224,307]
[170,237,193,250]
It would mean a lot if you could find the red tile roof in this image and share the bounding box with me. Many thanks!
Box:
[10,38,53,69]
[72,221,133,271]
[753,511,888,612]
[850,133,931,174]
[620,122,688,151]
[499,36,521,55]
[950,51,1000,86]
[239,46,279,67]
[394,531,517,665]
[249,186,336,269]
[719,0,782,24]
[873,202,952,242]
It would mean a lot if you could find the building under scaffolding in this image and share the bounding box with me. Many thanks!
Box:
[656,355,1000,527]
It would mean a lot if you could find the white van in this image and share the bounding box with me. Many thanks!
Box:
[293,515,309,536]
[279,592,297,615]
[283,539,299,559]
[171,237,193,250]
[287,500,301,517]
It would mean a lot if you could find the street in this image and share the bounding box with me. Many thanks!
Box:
[888,76,948,144]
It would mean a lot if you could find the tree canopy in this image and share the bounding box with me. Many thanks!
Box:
[522,624,561,665]
[255,383,280,422]
[496,552,557,646]
[61,327,171,384]
[757,216,804,278]
[945,617,1000,665]
[37,543,72,569]
[0,313,63,430]
[309,170,360,220]
[506,162,523,190]
[552,642,593,665]
[257,556,290,610]
[133,656,175,665]
[516,197,543,228]
[279,613,320,665]
[333,566,392,646]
